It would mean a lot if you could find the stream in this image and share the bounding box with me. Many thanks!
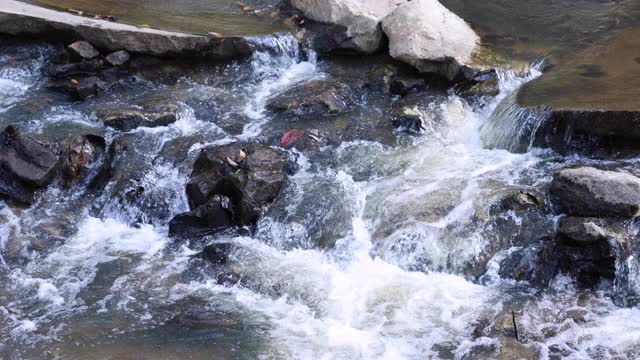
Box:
[1,31,640,360]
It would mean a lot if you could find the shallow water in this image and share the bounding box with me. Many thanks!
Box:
[1,33,640,360]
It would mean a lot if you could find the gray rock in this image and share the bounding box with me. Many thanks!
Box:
[97,104,180,131]
[0,125,58,204]
[105,50,130,66]
[266,80,353,116]
[67,40,99,60]
[550,167,640,218]
[381,0,480,80]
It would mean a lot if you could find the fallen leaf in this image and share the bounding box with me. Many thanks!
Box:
[226,157,239,167]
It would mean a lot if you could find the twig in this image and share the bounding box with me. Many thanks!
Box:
[512,310,520,341]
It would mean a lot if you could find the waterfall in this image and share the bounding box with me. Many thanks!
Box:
[480,63,548,153]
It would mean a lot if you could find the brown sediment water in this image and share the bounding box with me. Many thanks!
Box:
[21,0,285,36]
[518,27,640,111]
[441,0,640,111]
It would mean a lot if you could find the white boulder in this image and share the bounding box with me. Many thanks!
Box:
[381,0,480,80]
[288,0,407,53]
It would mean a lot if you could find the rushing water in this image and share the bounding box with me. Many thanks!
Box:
[1,34,640,360]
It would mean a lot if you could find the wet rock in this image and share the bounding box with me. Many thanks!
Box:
[555,217,625,287]
[97,104,180,131]
[381,0,480,81]
[500,191,544,212]
[288,0,405,53]
[550,167,640,218]
[67,40,99,60]
[105,50,130,66]
[363,64,400,91]
[47,75,106,100]
[168,196,234,238]
[59,134,106,187]
[389,77,426,96]
[172,142,288,237]
[266,80,353,116]
[46,60,105,79]
[391,107,425,133]
[0,125,58,204]
[197,242,237,265]
[459,69,500,98]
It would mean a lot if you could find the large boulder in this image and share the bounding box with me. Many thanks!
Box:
[550,167,640,218]
[170,142,288,237]
[266,80,353,116]
[381,0,480,81]
[97,105,180,131]
[0,126,58,204]
[288,0,406,53]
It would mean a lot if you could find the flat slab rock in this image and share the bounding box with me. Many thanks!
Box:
[550,166,640,218]
[0,0,251,59]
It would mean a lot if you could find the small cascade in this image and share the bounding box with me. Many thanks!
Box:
[480,63,549,153]
[240,33,320,138]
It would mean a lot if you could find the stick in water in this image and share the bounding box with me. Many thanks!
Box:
[512,310,520,341]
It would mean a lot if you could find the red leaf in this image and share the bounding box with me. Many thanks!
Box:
[280,129,305,148]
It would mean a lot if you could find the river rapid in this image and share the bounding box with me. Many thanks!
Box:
[1,34,640,360]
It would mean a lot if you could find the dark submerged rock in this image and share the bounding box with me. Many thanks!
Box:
[266,80,354,116]
[0,125,58,204]
[550,167,640,218]
[555,217,625,287]
[97,104,180,131]
[389,77,426,96]
[171,142,288,238]
[169,196,234,238]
